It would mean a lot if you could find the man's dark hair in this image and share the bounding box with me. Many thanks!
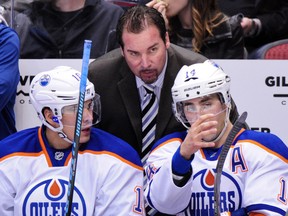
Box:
[116,5,167,48]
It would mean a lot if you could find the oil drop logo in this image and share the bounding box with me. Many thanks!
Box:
[182,169,242,215]
[22,178,86,216]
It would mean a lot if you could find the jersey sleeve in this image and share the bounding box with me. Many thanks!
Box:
[144,133,193,214]
[94,154,144,215]
[0,180,14,215]
[0,157,17,215]
[236,132,288,215]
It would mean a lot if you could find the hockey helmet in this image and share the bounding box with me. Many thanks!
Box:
[30,66,101,132]
[171,60,231,127]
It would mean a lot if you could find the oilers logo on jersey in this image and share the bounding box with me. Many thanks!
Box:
[182,168,242,215]
[22,178,86,216]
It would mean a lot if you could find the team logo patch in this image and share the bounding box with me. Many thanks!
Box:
[55,152,64,161]
[39,74,51,86]
[182,169,242,215]
[22,178,86,215]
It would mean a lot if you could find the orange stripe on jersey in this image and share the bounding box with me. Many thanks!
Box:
[0,127,48,162]
[38,127,53,167]
[65,150,143,171]
[150,138,183,154]
[200,149,206,159]
[238,139,288,163]
[249,213,265,216]
[0,151,43,162]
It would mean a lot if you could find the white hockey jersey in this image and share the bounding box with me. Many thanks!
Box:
[0,126,144,216]
[145,129,288,215]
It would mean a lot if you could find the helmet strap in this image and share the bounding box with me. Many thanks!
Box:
[44,117,73,144]
[57,130,73,144]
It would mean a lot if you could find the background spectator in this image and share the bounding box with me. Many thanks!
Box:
[13,0,124,58]
[147,0,246,59]
[0,21,20,140]
[217,0,288,56]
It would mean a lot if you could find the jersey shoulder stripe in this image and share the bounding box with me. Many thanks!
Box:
[236,130,288,161]
[151,131,187,152]
[0,127,41,159]
[86,128,143,169]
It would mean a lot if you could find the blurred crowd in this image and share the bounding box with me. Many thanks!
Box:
[0,0,287,59]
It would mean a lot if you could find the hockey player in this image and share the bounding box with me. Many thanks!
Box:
[0,66,144,215]
[144,60,288,215]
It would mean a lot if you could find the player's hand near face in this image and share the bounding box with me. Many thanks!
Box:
[180,114,217,160]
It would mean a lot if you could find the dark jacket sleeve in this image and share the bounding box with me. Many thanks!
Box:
[256,0,288,42]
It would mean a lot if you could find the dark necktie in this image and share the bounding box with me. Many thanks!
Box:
[141,85,158,165]
[141,84,159,215]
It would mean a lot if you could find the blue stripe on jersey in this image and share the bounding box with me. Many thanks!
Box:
[151,131,187,152]
[84,128,142,168]
[246,203,286,215]
[0,126,142,169]
[236,130,288,160]
[0,127,42,158]
[146,179,156,209]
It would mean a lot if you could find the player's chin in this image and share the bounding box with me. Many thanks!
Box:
[202,133,218,143]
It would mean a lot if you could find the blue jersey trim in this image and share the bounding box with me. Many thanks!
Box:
[172,146,194,175]
[151,131,186,152]
[85,128,142,167]
[246,203,286,215]
[0,127,42,158]
[146,179,156,209]
[0,126,142,169]
[236,130,288,160]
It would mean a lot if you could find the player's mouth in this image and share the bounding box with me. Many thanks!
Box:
[81,127,91,135]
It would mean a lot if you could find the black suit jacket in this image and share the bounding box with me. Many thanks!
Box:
[88,44,207,154]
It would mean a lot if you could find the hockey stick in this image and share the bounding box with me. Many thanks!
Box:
[214,111,248,216]
[65,40,92,216]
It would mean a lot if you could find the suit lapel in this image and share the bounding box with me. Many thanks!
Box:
[156,48,180,140]
[118,66,143,146]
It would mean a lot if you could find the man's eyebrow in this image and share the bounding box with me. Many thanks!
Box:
[126,43,159,53]
[126,49,138,53]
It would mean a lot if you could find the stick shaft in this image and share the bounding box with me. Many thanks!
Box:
[65,40,92,216]
[214,111,247,215]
